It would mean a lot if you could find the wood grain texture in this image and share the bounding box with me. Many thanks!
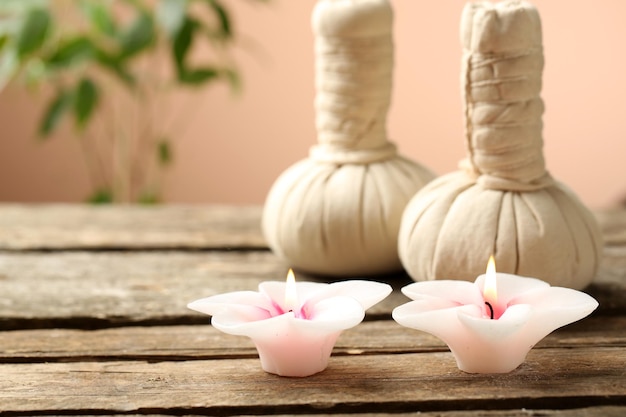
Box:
[0,204,265,250]
[596,209,626,245]
[1,347,624,415]
[0,250,414,330]
[0,205,624,417]
[18,407,624,417]
[265,409,626,417]
[0,316,623,363]
[1,249,623,330]
[0,205,622,251]
[1,249,624,331]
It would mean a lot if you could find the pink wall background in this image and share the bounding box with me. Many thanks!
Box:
[1,0,625,208]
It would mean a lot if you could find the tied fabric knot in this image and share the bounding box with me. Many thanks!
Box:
[314,33,394,156]
[459,157,554,191]
[462,44,549,192]
[310,142,397,164]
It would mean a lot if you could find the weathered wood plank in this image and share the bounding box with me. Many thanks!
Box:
[0,249,623,330]
[0,204,266,250]
[0,316,623,363]
[0,205,622,417]
[28,407,626,417]
[0,347,623,415]
[0,205,623,251]
[262,408,626,417]
[595,208,626,246]
[37,408,626,417]
[589,245,626,313]
[0,251,413,329]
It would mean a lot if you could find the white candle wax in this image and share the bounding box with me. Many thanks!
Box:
[392,272,598,373]
[188,277,391,377]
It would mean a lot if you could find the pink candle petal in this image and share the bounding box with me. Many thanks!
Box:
[307,280,393,310]
[457,304,532,341]
[453,304,534,373]
[188,291,277,316]
[259,281,325,310]
[212,296,365,338]
[208,305,273,332]
[516,286,599,344]
[393,274,598,374]
[401,280,484,306]
[303,296,366,328]
[188,279,392,377]
[393,299,481,345]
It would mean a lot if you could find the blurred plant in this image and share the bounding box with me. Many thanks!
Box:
[0,0,265,203]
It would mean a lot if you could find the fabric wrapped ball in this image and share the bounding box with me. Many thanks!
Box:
[398,1,602,289]
[263,0,434,276]
[263,156,433,276]
[398,171,602,289]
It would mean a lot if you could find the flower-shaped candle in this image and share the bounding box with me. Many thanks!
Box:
[188,270,392,377]
[392,257,598,373]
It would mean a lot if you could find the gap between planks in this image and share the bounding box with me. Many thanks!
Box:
[0,316,624,364]
[0,250,623,331]
[0,347,624,415]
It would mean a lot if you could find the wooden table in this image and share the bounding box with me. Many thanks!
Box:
[0,204,624,416]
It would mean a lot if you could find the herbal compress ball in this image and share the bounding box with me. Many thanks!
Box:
[263,0,434,276]
[398,0,602,289]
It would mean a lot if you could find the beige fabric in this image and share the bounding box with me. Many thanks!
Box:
[262,0,434,276]
[398,0,602,289]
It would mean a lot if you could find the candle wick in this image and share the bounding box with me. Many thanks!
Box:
[485,302,494,320]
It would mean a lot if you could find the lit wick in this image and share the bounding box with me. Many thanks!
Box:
[483,255,497,320]
[485,301,494,319]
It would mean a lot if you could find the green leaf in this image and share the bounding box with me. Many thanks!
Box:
[156,0,188,38]
[45,37,94,68]
[87,188,114,204]
[95,48,135,86]
[223,68,241,93]
[16,8,50,57]
[172,17,196,71]
[39,89,73,136]
[80,1,118,37]
[23,58,47,86]
[157,138,173,166]
[0,34,9,52]
[179,67,218,84]
[205,0,231,39]
[118,12,155,58]
[0,49,18,91]
[74,77,99,128]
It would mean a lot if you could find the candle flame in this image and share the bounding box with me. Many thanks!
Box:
[285,269,298,312]
[484,255,497,303]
